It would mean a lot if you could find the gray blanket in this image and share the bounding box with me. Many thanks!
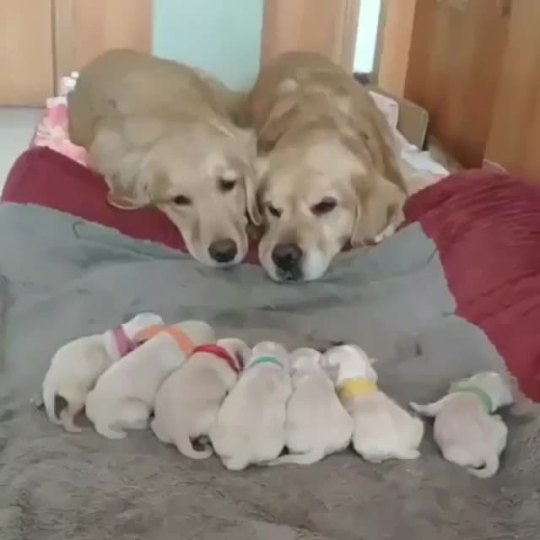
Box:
[0,203,538,540]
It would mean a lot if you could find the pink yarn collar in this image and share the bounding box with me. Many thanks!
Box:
[111,326,137,358]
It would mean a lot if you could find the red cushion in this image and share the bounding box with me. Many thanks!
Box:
[2,147,260,263]
[405,169,540,400]
[3,148,540,400]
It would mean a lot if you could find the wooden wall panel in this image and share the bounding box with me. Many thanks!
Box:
[403,0,510,166]
[377,0,418,97]
[485,0,540,181]
[0,0,54,105]
[262,0,359,69]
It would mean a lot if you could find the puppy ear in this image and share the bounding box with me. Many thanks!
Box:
[220,338,251,370]
[350,174,406,246]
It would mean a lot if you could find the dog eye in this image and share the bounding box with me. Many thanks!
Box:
[172,195,191,206]
[266,204,282,218]
[311,198,337,216]
[218,178,237,192]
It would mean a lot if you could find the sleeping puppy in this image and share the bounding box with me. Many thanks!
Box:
[322,344,424,462]
[85,321,214,439]
[410,372,514,478]
[210,341,291,470]
[269,348,353,466]
[244,51,406,281]
[151,338,249,459]
[68,49,260,267]
[39,312,163,432]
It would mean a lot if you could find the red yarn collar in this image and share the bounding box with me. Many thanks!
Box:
[191,344,242,373]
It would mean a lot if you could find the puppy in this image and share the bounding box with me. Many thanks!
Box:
[40,312,163,432]
[210,341,291,470]
[269,348,353,466]
[410,372,513,478]
[85,321,214,439]
[244,52,407,281]
[322,344,424,462]
[68,49,260,267]
[151,338,249,459]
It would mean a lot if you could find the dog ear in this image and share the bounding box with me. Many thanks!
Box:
[234,128,262,226]
[107,182,151,210]
[220,338,251,370]
[350,174,406,247]
[106,164,167,210]
[257,96,298,154]
[244,174,262,226]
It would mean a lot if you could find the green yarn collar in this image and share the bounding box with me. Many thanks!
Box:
[450,383,493,413]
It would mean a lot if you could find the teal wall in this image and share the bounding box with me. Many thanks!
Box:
[153,0,264,91]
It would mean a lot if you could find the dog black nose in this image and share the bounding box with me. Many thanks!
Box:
[209,239,238,263]
[272,243,302,271]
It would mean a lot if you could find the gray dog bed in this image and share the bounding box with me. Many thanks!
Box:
[0,204,538,540]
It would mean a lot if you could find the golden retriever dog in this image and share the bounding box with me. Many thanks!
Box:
[244,52,407,281]
[68,49,260,267]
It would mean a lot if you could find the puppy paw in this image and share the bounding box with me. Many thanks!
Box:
[95,425,126,440]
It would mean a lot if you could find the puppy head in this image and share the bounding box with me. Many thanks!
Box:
[322,344,377,385]
[249,341,289,370]
[173,320,216,347]
[463,372,514,409]
[257,135,404,282]
[121,312,164,338]
[216,338,251,372]
[98,117,260,267]
[289,347,323,378]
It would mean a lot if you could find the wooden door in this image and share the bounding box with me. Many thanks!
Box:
[53,0,153,78]
[403,0,511,167]
[484,0,540,180]
[0,0,54,106]
[262,0,360,69]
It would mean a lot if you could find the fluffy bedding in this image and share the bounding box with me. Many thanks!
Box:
[1,149,540,539]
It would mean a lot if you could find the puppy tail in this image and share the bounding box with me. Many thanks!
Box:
[268,450,325,466]
[409,398,446,417]
[467,454,500,479]
[43,386,63,425]
[43,386,84,432]
[175,436,213,460]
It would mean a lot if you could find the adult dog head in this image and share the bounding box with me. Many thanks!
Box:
[246,52,407,282]
[69,50,260,267]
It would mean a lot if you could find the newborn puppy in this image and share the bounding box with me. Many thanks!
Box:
[322,344,424,462]
[151,338,249,459]
[40,312,163,432]
[269,348,352,465]
[210,341,291,470]
[410,371,513,478]
[85,321,214,439]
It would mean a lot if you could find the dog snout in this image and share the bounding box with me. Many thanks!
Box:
[209,238,238,264]
[272,243,302,272]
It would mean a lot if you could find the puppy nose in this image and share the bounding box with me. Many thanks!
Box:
[272,243,302,271]
[209,238,238,263]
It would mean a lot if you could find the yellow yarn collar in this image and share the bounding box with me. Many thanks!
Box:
[339,379,378,401]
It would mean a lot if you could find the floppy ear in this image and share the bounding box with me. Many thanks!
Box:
[233,128,262,226]
[106,156,166,210]
[244,173,261,225]
[220,338,251,371]
[105,117,166,210]
[257,96,298,154]
[107,183,151,210]
[350,174,406,246]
